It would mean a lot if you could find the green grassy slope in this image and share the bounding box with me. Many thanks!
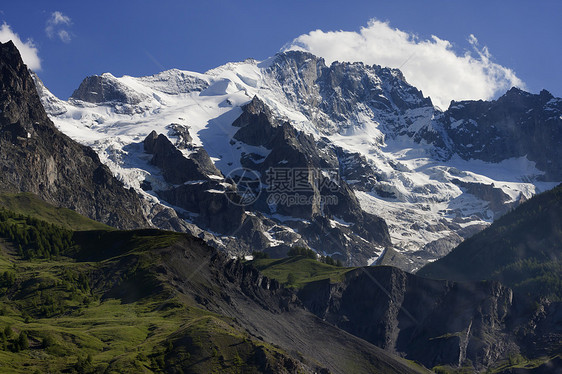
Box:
[0,209,301,373]
[0,192,112,231]
[250,256,355,288]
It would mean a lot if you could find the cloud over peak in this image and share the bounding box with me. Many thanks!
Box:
[285,20,524,109]
[0,23,41,70]
[46,11,72,43]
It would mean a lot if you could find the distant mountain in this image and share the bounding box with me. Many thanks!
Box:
[36,48,562,269]
[0,40,148,229]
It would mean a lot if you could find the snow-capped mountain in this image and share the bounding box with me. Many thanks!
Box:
[34,51,562,270]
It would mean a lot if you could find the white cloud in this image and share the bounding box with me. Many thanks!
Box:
[285,20,524,109]
[51,11,71,25]
[58,30,71,43]
[46,11,72,43]
[0,22,41,70]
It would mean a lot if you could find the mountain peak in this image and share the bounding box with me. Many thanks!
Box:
[1,41,50,130]
[70,73,146,104]
[539,88,554,100]
[502,86,531,99]
[0,40,21,66]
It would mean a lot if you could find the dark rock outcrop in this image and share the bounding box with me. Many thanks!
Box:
[424,88,562,180]
[0,41,148,229]
[143,130,221,184]
[167,123,193,150]
[297,265,515,370]
[142,131,251,234]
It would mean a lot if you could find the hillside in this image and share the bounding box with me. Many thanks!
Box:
[1,187,561,373]
[0,192,112,231]
[0,202,428,373]
[418,183,562,301]
[250,256,355,288]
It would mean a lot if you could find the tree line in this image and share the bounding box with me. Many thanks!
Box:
[0,208,74,259]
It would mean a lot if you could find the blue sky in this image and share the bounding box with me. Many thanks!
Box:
[1,1,560,106]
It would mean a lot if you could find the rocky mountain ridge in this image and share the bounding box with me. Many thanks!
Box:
[35,48,562,269]
[0,41,148,229]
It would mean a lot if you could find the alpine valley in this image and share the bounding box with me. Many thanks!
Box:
[0,39,561,373]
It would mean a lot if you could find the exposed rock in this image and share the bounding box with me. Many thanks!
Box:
[167,123,193,149]
[297,265,515,370]
[428,88,562,180]
[0,41,148,229]
[452,179,513,217]
[143,130,222,184]
[232,97,391,263]
[159,181,246,234]
[266,51,433,134]
[335,146,381,192]
[71,73,146,104]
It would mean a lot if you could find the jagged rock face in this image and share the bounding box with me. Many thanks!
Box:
[297,266,515,370]
[271,52,561,181]
[428,88,562,180]
[0,41,148,229]
[233,97,391,255]
[144,130,221,184]
[167,123,193,150]
[335,147,381,192]
[143,131,250,234]
[266,51,432,133]
[232,95,282,148]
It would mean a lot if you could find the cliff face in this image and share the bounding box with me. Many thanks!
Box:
[0,41,147,229]
[425,88,562,180]
[297,266,515,370]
